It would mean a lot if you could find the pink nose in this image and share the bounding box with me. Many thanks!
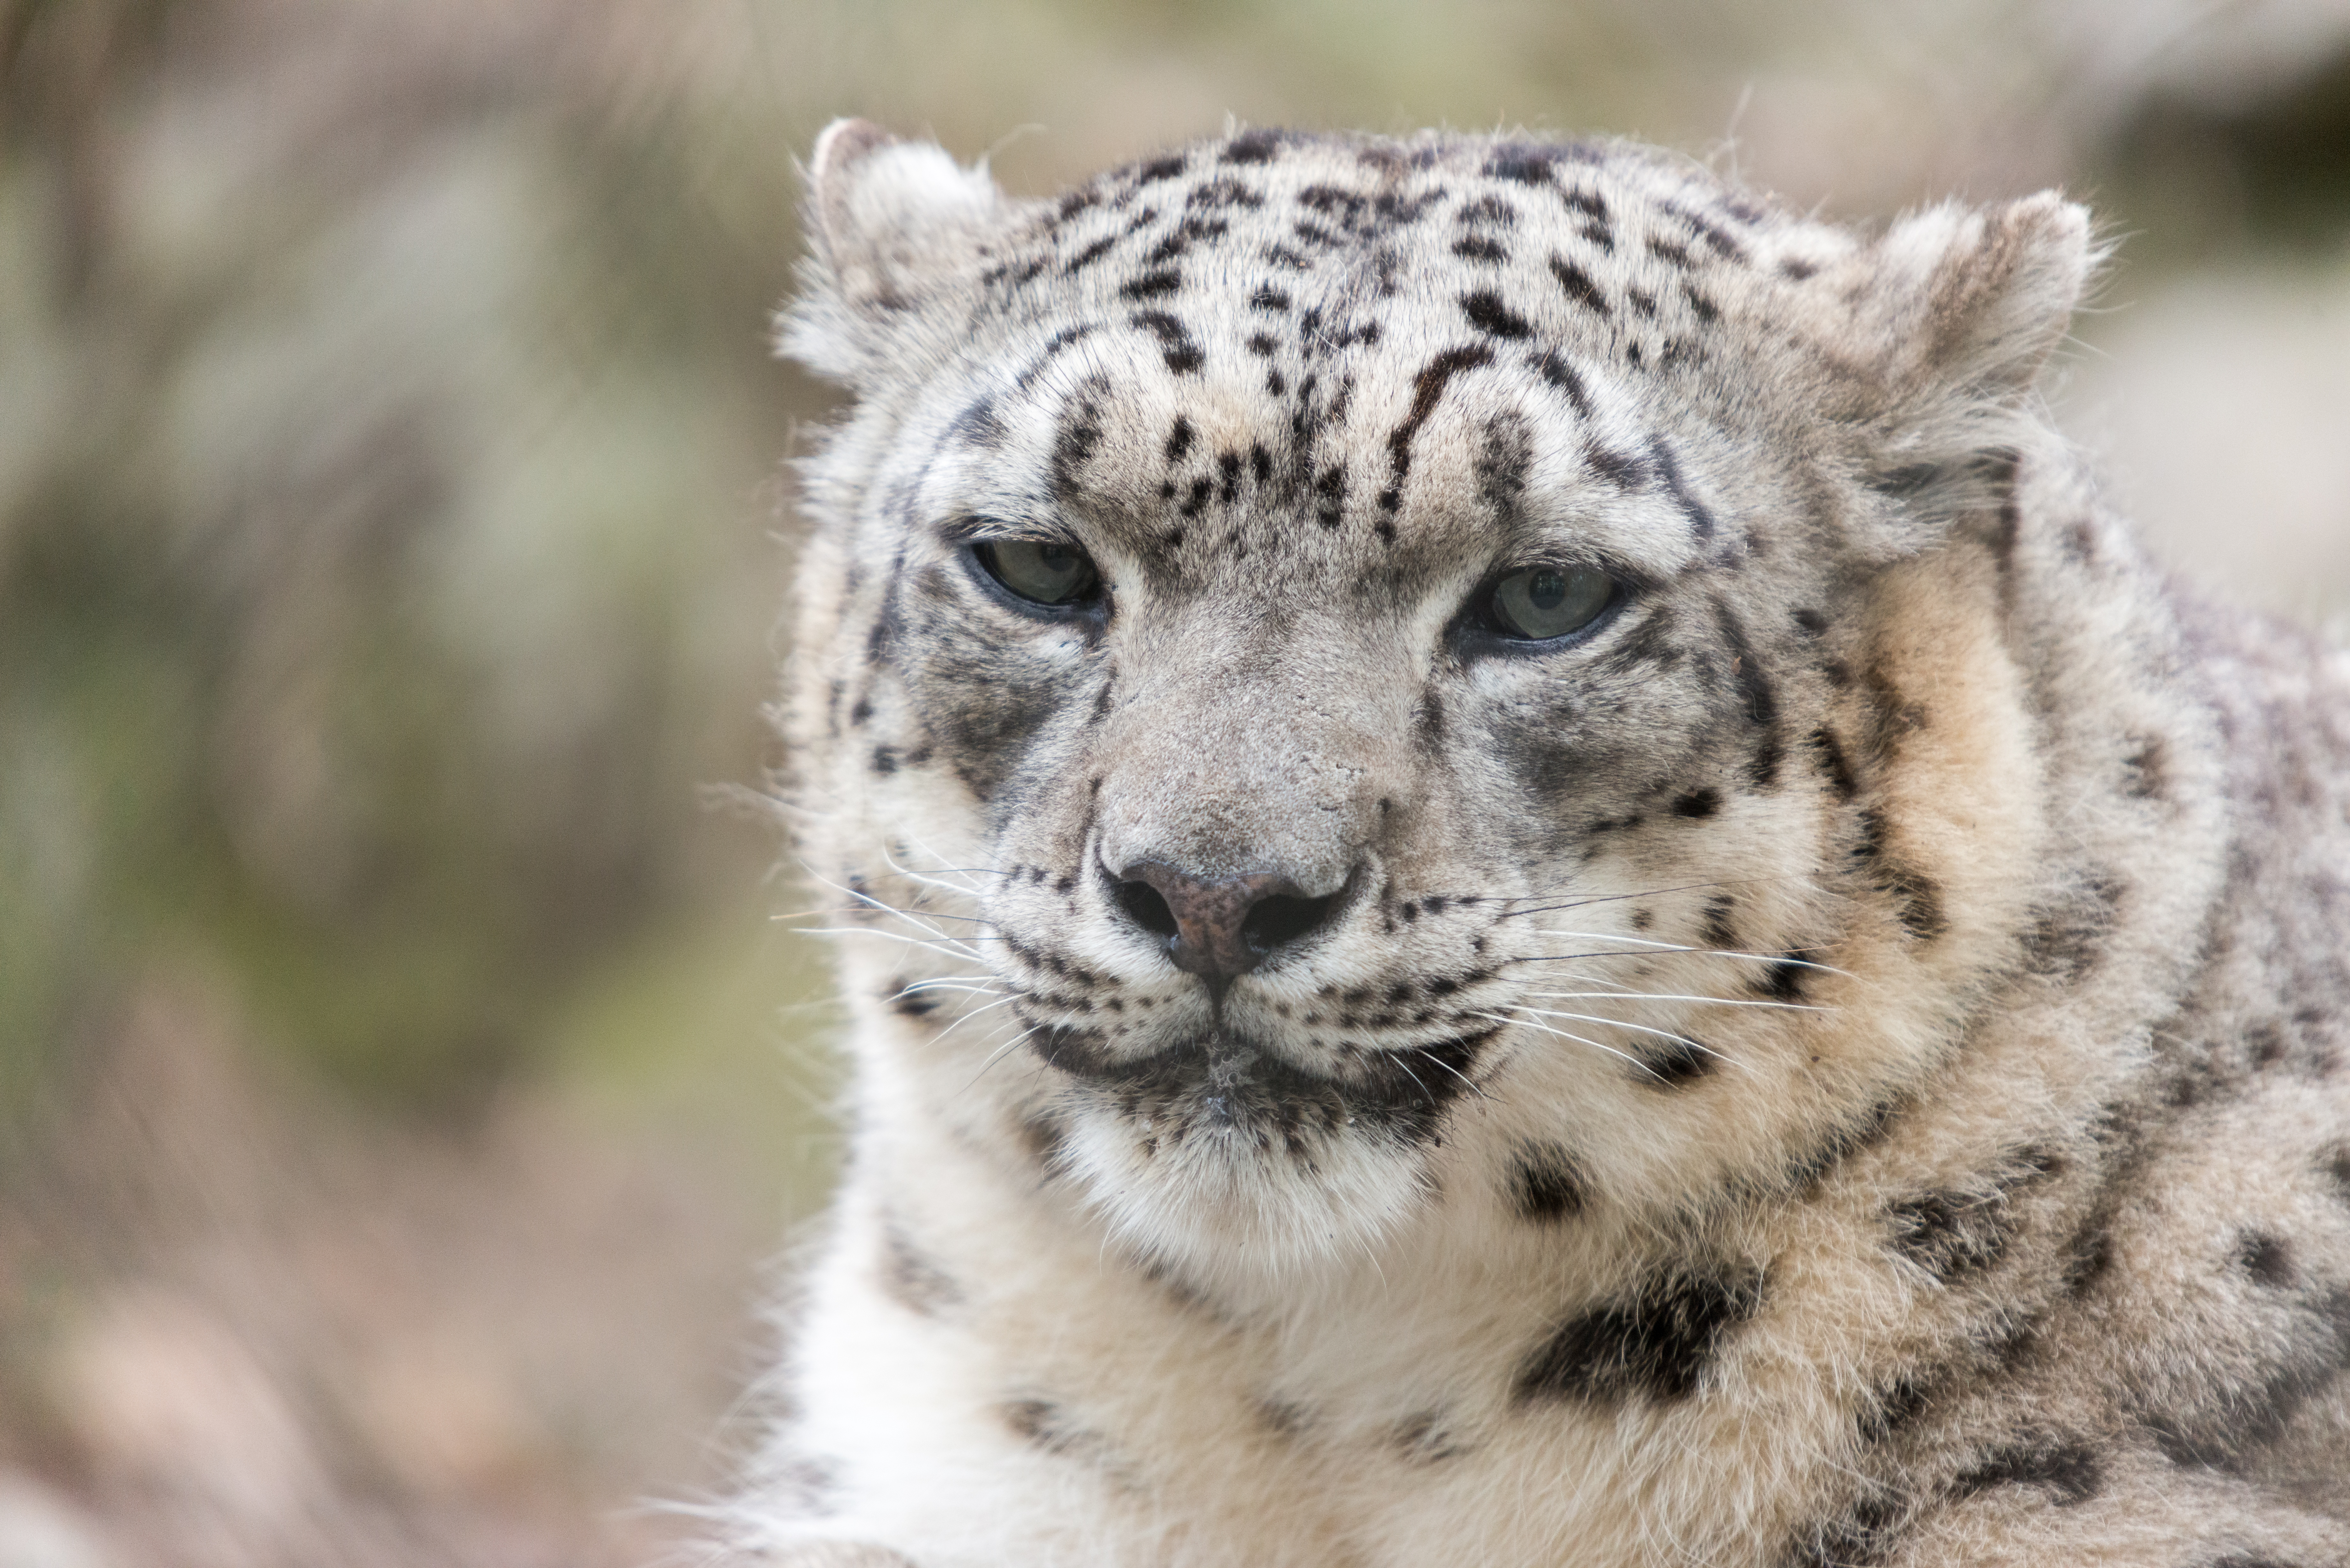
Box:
[1111,862,1348,985]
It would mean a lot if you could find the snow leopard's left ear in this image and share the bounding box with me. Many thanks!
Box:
[783,119,1010,382]
[1805,192,2098,541]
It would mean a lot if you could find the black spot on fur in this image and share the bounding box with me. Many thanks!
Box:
[1549,255,1609,316]
[1780,255,1819,281]
[1807,728,1858,802]
[2123,734,2168,800]
[870,745,899,775]
[1390,1409,1467,1462]
[1453,235,1508,262]
[1671,787,1722,819]
[2240,1231,2297,1288]
[879,1217,963,1316]
[1380,345,1493,511]
[2021,869,2122,980]
[1951,1434,2103,1506]
[1887,1190,2013,1282]
[1164,416,1194,461]
[1523,349,1590,420]
[1759,958,1808,1002]
[1638,1037,1715,1087]
[1585,445,1646,488]
[1783,1490,1902,1568]
[1222,131,1281,164]
[1512,1148,1588,1222]
[1135,155,1186,183]
[1514,1265,1764,1405]
[1484,149,1554,183]
[1654,442,1717,539]
[1130,310,1204,374]
[1250,286,1290,311]
[1461,291,1534,339]
[1647,235,1694,268]
[1792,607,1828,635]
[1121,268,1181,300]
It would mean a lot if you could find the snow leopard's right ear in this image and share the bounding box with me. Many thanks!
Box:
[782,119,1010,382]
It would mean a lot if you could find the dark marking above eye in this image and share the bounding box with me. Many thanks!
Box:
[1380,344,1495,511]
[1653,442,1717,539]
[1514,1266,1763,1405]
[1460,291,1534,339]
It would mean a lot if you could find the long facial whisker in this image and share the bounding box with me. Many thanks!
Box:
[1410,1046,1490,1103]
[1526,931,1852,977]
[792,925,991,964]
[882,841,997,900]
[962,1020,1048,1089]
[1522,989,1828,1014]
[1474,1009,1660,1079]
[1492,879,1782,920]
[795,864,994,957]
[1508,1007,1752,1076]
[933,991,1028,1045]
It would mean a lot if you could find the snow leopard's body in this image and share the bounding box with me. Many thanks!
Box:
[732,123,2350,1566]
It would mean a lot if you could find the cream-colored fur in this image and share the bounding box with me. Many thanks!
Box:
[722,123,2350,1566]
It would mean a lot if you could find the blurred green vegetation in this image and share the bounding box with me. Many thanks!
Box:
[3,0,2348,1136]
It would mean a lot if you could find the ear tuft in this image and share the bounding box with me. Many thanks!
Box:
[783,120,1009,381]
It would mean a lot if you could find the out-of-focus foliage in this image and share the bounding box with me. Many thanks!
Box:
[0,1,2346,1563]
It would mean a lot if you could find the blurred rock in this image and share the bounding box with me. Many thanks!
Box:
[0,1473,112,1568]
[54,1289,321,1528]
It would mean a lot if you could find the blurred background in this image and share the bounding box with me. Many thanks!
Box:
[1,0,2346,1563]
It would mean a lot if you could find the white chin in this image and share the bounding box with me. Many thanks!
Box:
[1060,1109,1429,1290]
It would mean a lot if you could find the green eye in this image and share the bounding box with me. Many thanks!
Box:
[975,539,1102,607]
[1488,566,1614,640]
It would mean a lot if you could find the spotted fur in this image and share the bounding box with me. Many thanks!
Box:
[724,121,2350,1566]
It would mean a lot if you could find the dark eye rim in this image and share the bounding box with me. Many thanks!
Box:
[1457,563,1631,651]
[959,535,1109,620]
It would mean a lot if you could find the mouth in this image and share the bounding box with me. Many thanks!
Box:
[1032,1020,1498,1150]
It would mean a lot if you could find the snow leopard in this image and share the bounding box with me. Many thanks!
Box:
[729,119,2350,1566]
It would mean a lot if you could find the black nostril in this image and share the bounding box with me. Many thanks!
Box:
[1241,891,1342,956]
[1115,878,1180,939]
[1110,861,1353,983]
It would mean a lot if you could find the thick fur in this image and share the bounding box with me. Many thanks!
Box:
[728,123,2350,1566]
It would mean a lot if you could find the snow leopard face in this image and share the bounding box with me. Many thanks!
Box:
[785,124,2090,1287]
